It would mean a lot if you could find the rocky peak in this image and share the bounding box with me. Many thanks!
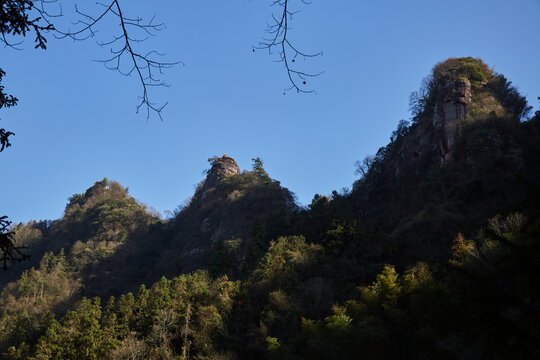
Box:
[384,77,473,176]
[379,56,531,181]
[200,154,240,193]
[378,59,489,178]
[433,78,472,164]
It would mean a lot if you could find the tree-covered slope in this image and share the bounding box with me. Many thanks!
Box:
[1,57,539,359]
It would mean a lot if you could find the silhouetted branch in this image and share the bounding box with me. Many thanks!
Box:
[0,128,14,151]
[255,0,323,94]
[34,0,181,119]
[0,68,17,150]
[0,0,55,49]
[0,216,29,271]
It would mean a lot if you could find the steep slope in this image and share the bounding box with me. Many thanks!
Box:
[0,155,296,300]
[1,57,539,359]
[161,156,297,278]
[0,179,159,314]
[85,155,297,296]
[349,57,537,264]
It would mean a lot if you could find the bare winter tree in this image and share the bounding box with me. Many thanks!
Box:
[34,0,180,119]
[355,155,376,179]
[255,0,323,94]
[6,0,322,113]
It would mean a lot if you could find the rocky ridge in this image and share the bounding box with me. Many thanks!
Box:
[198,154,240,194]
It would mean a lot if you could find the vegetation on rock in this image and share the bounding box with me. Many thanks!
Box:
[1,58,539,359]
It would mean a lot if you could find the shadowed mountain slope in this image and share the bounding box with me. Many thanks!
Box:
[1,57,539,359]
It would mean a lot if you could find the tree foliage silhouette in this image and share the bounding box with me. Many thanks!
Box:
[0,216,29,270]
[0,0,52,269]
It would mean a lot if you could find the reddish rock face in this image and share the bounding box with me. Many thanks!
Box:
[438,79,472,105]
[200,154,240,193]
[380,79,473,180]
[433,79,472,164]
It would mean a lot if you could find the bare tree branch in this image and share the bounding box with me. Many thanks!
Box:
[255,0,323,94]
[32,0,181,119]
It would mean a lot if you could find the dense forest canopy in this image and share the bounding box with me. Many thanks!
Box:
[1,3,540,360]
[0,57,539,359]
[2,1,539,228]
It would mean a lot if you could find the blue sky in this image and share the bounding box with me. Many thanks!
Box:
[1,0,539,223]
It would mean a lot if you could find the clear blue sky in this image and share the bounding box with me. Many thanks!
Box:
[1,0,539,223]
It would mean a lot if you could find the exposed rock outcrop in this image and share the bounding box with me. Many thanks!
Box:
[433,79,472,164]
[382,78,473,179]
[199,154,240,194]
[351,57,535,267]
[155,154,296,278]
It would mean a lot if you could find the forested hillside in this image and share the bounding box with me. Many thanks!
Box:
[1,57,539,359]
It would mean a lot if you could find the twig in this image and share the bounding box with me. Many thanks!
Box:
[255,0,323,94]
[34,0,181,119]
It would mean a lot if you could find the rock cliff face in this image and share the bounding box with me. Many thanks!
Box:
[433,79,472,164]
[351,57,534,265]
[383,78,473,179]
[152,154,296,278]
[199,154,240,193]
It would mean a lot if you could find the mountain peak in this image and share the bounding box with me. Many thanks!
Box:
[200,154,240,193]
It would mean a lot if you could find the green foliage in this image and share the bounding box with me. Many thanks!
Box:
[251,157,270,181]
[33,297,118,360]
[2,62,540,359]
[37,249,67,277]
[1,271,238,359]
[359,265,400,313]
[209,238,243,277]
[489,74,532,120]
[408,57,527,124]
[432,57,492,84]
[252,236,320,290]
[266,336,292,360]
